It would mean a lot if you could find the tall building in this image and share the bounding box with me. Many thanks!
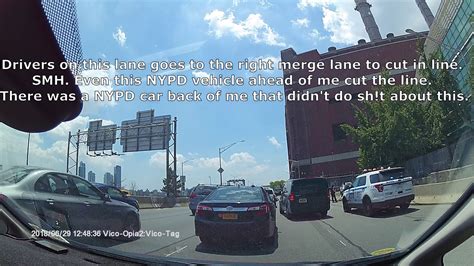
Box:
[114,165,122,188]
[282,0,425,183]
[104,172,114,186]
[78,161,86,179]
[87,171,96,183]
[423,0,473,124]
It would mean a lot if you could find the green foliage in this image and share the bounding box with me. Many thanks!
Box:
[342,52,470,169]
[161,167,181,195]
[269,180,285,190]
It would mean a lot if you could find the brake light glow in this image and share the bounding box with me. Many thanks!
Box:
[195,204,212,216]
[248,204,270,216]
[289,192,295,201]
[374,184,384,192]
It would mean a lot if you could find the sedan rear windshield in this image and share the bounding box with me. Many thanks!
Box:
[206,187,263,202]
[292,179,328,194]
[194,186,217,195]
[375,169,406,182]
[0,168,34,185]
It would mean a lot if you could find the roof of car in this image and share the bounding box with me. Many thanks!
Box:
[359,167,405,176]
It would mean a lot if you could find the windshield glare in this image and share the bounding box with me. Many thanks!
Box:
[0,0,473,264]
[207,187,263,202]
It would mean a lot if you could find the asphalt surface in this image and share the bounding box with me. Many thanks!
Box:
[72,201,463,264]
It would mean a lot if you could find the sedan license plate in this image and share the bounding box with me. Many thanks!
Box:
[299,198,307,203]
[222,213,238,220]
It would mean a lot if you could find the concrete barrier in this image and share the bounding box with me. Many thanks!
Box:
[133,196,189,209]
[412,175,474,205]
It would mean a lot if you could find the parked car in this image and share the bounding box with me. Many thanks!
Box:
[189,184,218,215]
[94,183,139,210]
[279,178,330,218]
[342,167,415,216]
[0,166,140,233]
[194,186,277,245]
[263,187,278,207]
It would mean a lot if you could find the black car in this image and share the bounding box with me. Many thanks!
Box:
[194,186,277,245]
[0,166,140,233]
[279,178,330,218]
[95,183,139,210]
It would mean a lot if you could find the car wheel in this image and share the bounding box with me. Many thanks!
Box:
[123,214,140,232]
[399,203,410,210]
[342,198,350,212]
[320,211,328,217]
[363,197,374,217]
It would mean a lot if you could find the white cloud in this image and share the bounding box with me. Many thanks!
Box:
[291,18,310,28]
[228,152,256,164]
[192,70,210,79]
[49,116,115,138]
[204,10,286,47]
[309,29,325,41]
[297,0,332,10]
[149,151,185,169]
[321,7,363,44]
[78,65,117,114]
[112,26,127,47]
[268,136,281,148]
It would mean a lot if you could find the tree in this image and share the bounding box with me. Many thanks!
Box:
[161,167,181,196]
[342,50,470,169]
[269,180,285,191]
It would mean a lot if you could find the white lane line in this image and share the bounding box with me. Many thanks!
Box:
[339,240,347,246]
[165,245,188,257]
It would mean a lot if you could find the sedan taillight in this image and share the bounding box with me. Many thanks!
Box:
[248,204,270,216]
[196,204,212,216]
[288,192,295,201]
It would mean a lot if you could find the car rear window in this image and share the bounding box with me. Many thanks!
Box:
[379,169,405,181]
[292,178,328,194]
[265,189,273,194]
[206,187,263,202]
[194,185,217,195]
[0,168,34,185]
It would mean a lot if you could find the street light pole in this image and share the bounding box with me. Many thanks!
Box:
[218,140,245,185]
[180,159,195,191]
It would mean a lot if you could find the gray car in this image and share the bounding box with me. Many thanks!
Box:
[188,184,218,215]
[0,166,140,233]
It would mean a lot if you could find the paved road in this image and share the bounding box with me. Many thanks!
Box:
[79,202,457,263]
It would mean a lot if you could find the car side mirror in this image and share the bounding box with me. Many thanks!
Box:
[103,193,111,202]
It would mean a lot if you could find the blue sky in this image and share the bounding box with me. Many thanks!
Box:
[1,0,440,190]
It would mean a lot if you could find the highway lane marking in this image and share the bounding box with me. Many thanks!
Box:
[339,240,347,246]
[165,245,188,257]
